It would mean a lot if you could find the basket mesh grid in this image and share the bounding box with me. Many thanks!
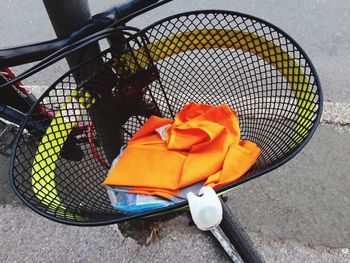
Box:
[11,11,321,224]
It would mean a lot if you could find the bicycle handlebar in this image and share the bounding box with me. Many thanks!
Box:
[117,0,159,18]
[0,0,171,68]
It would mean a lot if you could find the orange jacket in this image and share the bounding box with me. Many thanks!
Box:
[103,102,260,199]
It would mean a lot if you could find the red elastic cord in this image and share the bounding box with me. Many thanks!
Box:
[2,67,55,118]
[2,67,28,93]
[87,123,110,169]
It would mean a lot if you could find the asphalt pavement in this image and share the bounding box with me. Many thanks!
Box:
[1,0,350,262]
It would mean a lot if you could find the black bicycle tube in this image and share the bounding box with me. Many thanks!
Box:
[42,0,97,69]
[0,0,172,69]
[1,0,96,69]
[0,39,67,68]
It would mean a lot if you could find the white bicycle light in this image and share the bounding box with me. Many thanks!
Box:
[187,186,223,231]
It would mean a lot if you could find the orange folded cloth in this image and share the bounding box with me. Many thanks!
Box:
[103,102,261,199]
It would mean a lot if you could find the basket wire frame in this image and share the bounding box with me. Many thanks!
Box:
[10,10,322,225]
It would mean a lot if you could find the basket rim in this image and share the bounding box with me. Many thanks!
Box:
[138,8,323,194]
[8,9,323,226]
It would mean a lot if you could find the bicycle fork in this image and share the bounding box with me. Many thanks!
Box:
[187,186,244,263]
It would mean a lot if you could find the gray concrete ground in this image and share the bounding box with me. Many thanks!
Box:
[1,0,350,262]
[1,205,350,263]
[1,117,349,262]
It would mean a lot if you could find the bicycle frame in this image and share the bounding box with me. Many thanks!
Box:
[0,0,163,68]
[0,0,172,163]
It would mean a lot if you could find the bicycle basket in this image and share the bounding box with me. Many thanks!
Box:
[10,10,322,225]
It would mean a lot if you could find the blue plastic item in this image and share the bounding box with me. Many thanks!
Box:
[105,145,175,214]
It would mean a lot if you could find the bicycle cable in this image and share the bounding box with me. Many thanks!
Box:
[0,26,140,89]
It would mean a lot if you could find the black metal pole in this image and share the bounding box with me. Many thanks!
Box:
[42,0,122,164]
[42,0,98,69]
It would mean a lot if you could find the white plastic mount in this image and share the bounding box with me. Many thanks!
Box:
[187,186,223,231]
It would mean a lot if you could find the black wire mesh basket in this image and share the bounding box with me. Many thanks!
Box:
[10,10,322,225]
